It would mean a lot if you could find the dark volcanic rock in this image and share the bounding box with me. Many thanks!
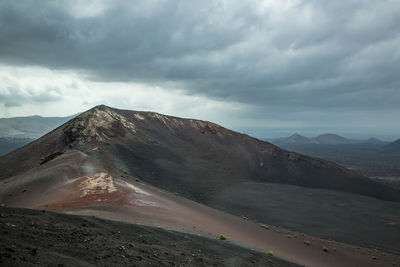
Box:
[0,207,298,267]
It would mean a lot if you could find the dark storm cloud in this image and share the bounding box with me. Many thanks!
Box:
[0,0,399,111]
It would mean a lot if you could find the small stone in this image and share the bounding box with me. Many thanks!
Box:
[31,248,38,255]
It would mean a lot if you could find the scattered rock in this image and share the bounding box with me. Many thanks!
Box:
[5,247,15,253]
[30,248,38,256]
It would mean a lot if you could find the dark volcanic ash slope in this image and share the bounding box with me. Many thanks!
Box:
[0,105,398,203]
[0,207,299,267]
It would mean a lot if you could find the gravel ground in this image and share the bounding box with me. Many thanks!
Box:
[0,207,300,267]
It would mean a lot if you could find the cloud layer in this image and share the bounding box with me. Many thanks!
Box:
[0,0,399,138]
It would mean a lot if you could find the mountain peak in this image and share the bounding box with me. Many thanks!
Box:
[63,105,230,147]
[290,133,303,138]
[91,104,110,110]
[316,133,341,138]
[64,105,136,144]
[285,133,313,144]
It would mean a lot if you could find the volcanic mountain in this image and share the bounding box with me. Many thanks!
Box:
[1,105,398,202]
[1,105,400,266]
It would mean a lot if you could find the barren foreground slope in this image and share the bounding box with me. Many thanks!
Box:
[0,207,299,267]
[1,149,398,266]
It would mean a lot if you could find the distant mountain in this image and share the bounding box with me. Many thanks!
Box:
[383,138,400,152]
[267,135,398,179]
[283,133,315,144]
[365,137,387,144]
[0,137,34,156]
[0,114,76,138]
[271,133,385,145]
[314,133,353,144]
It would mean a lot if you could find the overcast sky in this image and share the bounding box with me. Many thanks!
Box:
[0,0,399,139]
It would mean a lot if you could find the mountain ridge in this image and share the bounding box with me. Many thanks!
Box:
[383,138,400,152]
[1,105,398,203]
[271,133,387,145]
[0,114,76,138]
